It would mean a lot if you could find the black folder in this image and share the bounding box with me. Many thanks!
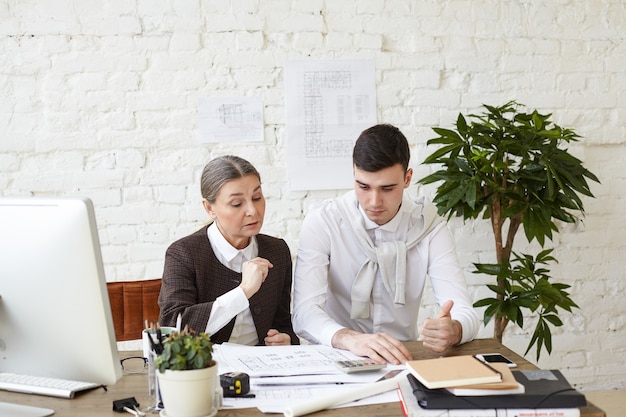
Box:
[408,369,586,409]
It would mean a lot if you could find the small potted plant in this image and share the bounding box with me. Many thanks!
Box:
[155,326,217,417]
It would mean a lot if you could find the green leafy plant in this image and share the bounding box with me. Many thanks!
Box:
[155,327,214,373]
[473,249,579,359]
[418,101,599,359]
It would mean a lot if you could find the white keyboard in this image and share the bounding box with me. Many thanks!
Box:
[0,373,101,399]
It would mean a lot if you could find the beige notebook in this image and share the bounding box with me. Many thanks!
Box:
[406,355,502,389]
[445,363,524,395]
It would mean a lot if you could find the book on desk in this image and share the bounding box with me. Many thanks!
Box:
[405,355,504,390]
[398,376,583,417]
[406,369,585,409]
[443,363,524,396]
[404,354,585,411]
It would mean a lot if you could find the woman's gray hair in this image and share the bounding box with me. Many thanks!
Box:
[200,155,261,203]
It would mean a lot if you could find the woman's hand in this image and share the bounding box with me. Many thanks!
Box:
[239,257,273,299]
[264,329,291,346]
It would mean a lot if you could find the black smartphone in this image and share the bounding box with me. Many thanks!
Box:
[475,353,517,367]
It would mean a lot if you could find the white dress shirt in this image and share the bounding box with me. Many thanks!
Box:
[205,222,259,345]
[292,191,479,347]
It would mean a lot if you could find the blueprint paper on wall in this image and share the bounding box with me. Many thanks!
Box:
[198,96,264,143]
[284,58,377,191]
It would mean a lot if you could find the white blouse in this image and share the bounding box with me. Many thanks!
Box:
[204,222,258,345]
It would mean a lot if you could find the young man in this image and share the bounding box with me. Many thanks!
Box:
[292,124,479,364]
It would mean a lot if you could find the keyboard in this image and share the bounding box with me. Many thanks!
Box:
[0,373,101,399]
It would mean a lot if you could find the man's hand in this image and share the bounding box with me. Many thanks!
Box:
[420,300,463,353]
[264,329,291,346]
[331,328,412,365]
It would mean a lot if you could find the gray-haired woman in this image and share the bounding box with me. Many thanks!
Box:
[158,155,299,346]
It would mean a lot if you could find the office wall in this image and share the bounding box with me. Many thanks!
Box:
[1,0,624,390]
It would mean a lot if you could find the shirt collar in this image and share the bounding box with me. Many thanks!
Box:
[207,222,257,263]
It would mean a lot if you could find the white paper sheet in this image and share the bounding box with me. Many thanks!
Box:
[198,96,263,143]
[251,371,388,387]
[214,343,369,377]
[281,372,405,417]
[284,58,377,191]
[223,381,402,413]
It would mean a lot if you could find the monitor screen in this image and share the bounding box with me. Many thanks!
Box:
[0,196,122,385]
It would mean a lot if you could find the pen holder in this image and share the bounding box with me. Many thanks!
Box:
[142,327,177,406]
[142,326,178,359]
[146,351,161,405]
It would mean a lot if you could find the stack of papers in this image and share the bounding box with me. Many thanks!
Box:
[213,343,405,414]
[397,377,581,417]
[403,367,586,415]
[402,356,585,416]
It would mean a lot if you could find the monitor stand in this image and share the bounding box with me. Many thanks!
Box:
[0,402,54,417]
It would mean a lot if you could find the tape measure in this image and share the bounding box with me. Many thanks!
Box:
[219,372,250,397]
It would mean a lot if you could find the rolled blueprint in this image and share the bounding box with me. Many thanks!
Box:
[282,373,403,417]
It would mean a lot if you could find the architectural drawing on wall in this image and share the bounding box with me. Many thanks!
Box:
[198,96,263,143]
[285,59,377,190]
[219,103,243,126]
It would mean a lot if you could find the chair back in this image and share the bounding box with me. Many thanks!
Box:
[107,279,161,341]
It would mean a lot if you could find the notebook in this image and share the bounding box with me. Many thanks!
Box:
[407,369,586,409]
[406,355,502,389]
[397,378,581,417]
[445,363,524,396]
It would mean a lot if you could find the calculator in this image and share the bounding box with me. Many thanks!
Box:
[335,359,386,373]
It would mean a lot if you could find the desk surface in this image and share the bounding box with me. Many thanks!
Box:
[0,339,605,417]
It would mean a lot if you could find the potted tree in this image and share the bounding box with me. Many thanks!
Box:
[418,101,599,360]
[155,326,218,417]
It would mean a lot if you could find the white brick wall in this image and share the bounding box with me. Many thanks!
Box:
[1,0,624,391]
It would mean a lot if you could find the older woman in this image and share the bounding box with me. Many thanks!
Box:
[158,155,298,346]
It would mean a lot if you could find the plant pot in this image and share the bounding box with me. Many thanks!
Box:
[157,363,218,417]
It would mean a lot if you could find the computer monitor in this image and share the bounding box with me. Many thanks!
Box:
[0,196,122,385]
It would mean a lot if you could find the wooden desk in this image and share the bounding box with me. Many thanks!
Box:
[0,339,605,417]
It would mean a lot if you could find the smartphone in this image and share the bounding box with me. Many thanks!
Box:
[475,353,517,368]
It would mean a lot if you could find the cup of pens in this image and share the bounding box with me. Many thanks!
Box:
[142,324,178,408]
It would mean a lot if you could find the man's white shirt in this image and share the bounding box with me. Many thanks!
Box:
[292,191,479,347]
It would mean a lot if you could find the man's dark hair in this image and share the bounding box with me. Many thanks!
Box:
[352,124,410,172]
